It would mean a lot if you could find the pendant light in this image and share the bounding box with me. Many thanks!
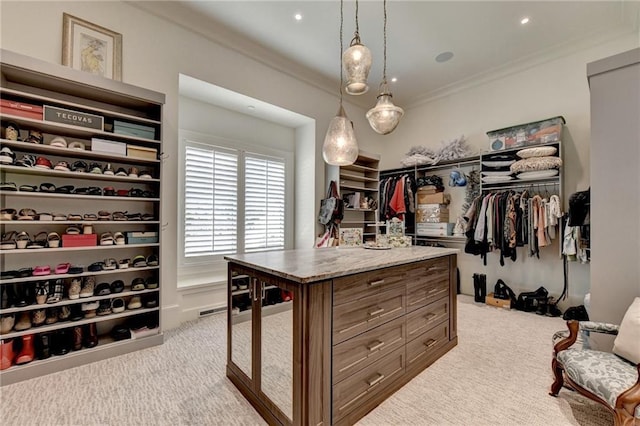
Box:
[323,0,359,166]
[366,0,404,135]
[342,0,372,95]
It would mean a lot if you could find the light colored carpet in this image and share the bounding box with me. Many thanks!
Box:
[0,295,612,425]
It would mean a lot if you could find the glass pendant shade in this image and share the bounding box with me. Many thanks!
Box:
[322,104,359,166]
[366,87,404,135]
[343,41,372,95]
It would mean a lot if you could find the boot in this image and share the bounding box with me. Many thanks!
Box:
[473,274,481,302]
[52,329,72,356]
[36,333,51,360]
[83,323,98,348]
[15,334,35,365]
[0,339,15,370]
[72,326,83,351]
[478,274,487,303]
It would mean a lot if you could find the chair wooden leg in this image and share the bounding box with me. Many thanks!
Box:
[612,408,637,426]
[549,357,564,396]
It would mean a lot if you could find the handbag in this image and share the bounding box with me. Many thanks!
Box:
[318,181,343,225]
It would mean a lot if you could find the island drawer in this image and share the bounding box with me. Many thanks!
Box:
[333,287,406,345]
[333,315,406,384]
[406,321,449,370]
[333,263,410,307]
[332,346,405,423]
[406,257,450,284]
[406,275,449,313]
[406,297,449,342]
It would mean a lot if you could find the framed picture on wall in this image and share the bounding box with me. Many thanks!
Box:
[62,13,122,81]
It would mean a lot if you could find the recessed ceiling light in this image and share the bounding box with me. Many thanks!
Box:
[294,13,303,21]
[435,51,454,63]
[391,77,397,83]
[520,17,530,25]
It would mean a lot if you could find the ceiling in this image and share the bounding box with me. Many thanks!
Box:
[151,1,639,109]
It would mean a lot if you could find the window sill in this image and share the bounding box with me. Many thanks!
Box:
[177,273,226,292]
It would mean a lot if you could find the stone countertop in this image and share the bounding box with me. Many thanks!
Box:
[225,246,459,283]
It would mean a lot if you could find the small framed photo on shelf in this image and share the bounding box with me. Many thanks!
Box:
[62,13,122,81]
[339,228,363,247]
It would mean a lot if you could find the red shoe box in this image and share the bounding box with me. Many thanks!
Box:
[0,99,43,121]
[62,234,97,248]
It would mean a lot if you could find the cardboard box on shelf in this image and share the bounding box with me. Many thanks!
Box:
[416,223,454,237]
[417,192,450,205]
[91,138,127,156]
[127,145,158,160]
[126,231,158,244]
[485,293,512,309]
[114,120,156,140]
[416,204,449,223]
[0,99,43,120]
[61,234,97,248]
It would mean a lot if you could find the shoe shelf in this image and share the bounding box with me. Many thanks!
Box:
[0,139,160,165]
[0,306,159,339]
[339,172,379,184]
[1,49,164,384]
[0,220,160,226]
[0,87,162,126]
[0,243,159,255]
[0,191,160,202]
[1,288,159,315]
[0,164,160,183]
[1,265,160,284]
[0,113,160,147]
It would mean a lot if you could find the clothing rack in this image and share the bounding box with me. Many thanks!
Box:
[481,180,559,193]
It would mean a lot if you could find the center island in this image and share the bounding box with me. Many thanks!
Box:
[225,246,459,426]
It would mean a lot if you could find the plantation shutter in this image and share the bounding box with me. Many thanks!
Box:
[244,154,285,252]
[184,144,238,256]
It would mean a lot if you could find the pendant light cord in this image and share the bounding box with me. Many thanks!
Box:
[355,0,360,38]
[382,0,387,84]
[340,0,344,103]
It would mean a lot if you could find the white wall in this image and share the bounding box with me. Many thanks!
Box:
[377,33,639,306]
[0,0,383,329]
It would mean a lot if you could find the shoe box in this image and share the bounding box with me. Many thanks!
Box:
[125,231,158,244]
[62,234,97,247]
[0,99,43,120]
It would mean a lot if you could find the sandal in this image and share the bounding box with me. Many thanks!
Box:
[18,208,37,220]
[0,182,17,191]
[117,189,129,197]
[68,141,86,150]
[15,231,30,249]
[26,231,48,249]
[132,255,147,268]
[15,154,36,167]
[100,232,114,246]
[55,185,75,194]
[103,258,118,270]
[125,213,141,221]
[33,265,51,276]
[103,186,115,196]
[71,160,88,172]
[34,156,53,169]
[88,262,104,272]
[39,183,56,193]
[67,213,82,221]
[89,163,103,174]
[24,130,44,144]
[139,170,153,180]
[65,226,81,235]
[47,232,61,248]
[83,213,98,221]
[1,231,17,250]
[98,211,111,221]
[119,259,130,269]
[129,188,143,198]
[112,211,127,221]
[0,208,17,220]
[114,232,126,245]
[54,161,70,171]
[141,213,155,221]
[52,212,66,221]
[19,184,37,192]
[37,212,53,221]
[68,265,84,274]
[55,263,70,274]
[146,254,159,266]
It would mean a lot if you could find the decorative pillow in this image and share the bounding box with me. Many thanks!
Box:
[510,156,562,173]
[483,160,515,168]
[613,297,640,364]
[482,170,513,177]
[516,146,557,158]
[516,169,559,180]
[481,176,514,183]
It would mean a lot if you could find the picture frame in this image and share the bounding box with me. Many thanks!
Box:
[339,228,363,247]
[62,13,122,81]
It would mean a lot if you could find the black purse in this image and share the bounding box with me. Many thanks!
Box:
[515,287,549,312]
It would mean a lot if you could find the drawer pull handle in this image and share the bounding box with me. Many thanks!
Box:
[424,339,437,348]
[369,279,385,287]
[427,266,446,272]
[369,307,385,316]
[425,312,437,321]
[367,340,385,351]
[409,296,426,306]
[367,373,385,387]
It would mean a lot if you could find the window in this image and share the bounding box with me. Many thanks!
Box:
[181,137,290,268]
